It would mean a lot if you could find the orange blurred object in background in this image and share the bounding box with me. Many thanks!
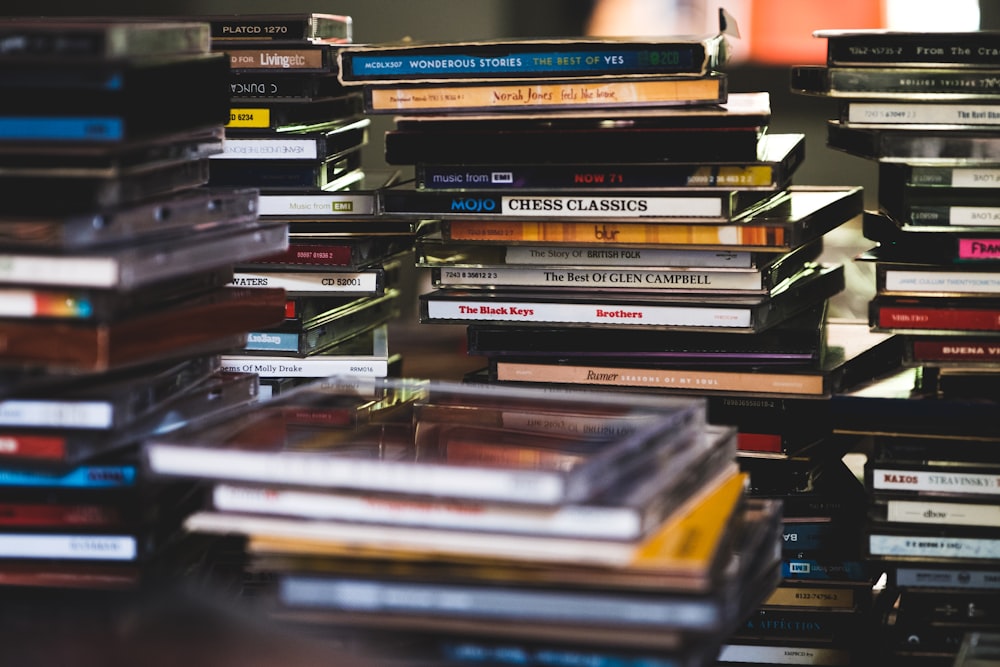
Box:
[748,0,884,64]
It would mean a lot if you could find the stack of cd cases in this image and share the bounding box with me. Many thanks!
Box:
[335,11,907,667]
[201,13,429,395]
[796,26,1000,667]
[142,376,782,667]
[207,12,362,194]
[0,17,290,590]
[343,14,863,354]
[334,18,882,469]
[334,15,865,384]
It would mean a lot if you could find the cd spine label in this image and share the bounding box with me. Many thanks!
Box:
[494,361,825,395]
[876,305,1000,331]
[252,244,355,267]
[150,447,570,505]
[0,254,118,288]
[0,433,66,461]
[243,332,308,353]
[278,576,721,628]
[423,299,753,328]
[228,48,328,71]
[443,220,788,248]
[894,166,1000,187]
[434,267,764,291]
[383,192,730,218]
[869,533,1000,560]
[0,117,124,142]
[417,163,779,190]
[882,269,1000,294]
[781,559,870,582]
[885,499,1000,528]
[944,168,1000,188]
[763,586,857,609]
[340,43,715,81]
[213,138,321,160]
[502,246,754,268]
[908,339,1000,361]
[214,21,315,40]
[0,289,96,318]
[365,76,725,113]
[258,194,376,216]
[845,102,1000,125]
[827,35,1000,67]
[910,206,1000,226]
[219,356,389,378]
[823,66,1000,94]
[231,271,380,294]
[872,467,1000,496]
[960,239,1000,259]
[0,23,210,58]
[0,465,136,489]
[0,400,114,430]
[716,644,851,666]
[894,566,1000,590]
[0,534,137,561]
[211,16,351,43]
[226,107,272,129]
[0,502,121,528]
[736,432,785,453]
[212,484,643,540]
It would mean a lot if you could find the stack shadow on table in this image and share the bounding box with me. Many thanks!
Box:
[0,17,288,591]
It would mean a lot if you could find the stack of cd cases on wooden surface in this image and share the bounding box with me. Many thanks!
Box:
[796,26,1000,667]
[0,17,290,593]
[201,13,432,395]
[142,376,783,667]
